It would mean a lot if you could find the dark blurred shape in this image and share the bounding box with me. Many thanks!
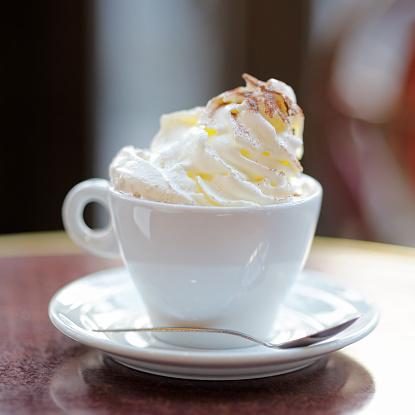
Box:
[390,45,415,189]
[0,1,91,233]
[245,0,310,99]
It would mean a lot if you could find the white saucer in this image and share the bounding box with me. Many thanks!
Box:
[49,268,379,380]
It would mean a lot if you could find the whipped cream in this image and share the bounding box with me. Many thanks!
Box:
[110,74,308,206]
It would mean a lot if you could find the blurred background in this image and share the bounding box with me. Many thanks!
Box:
[1,0,415,246]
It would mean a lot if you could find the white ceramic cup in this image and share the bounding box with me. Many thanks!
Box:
[62,175,322,349]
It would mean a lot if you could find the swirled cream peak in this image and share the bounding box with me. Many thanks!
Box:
[110,74,307,206]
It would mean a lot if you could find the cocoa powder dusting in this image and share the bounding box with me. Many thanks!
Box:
[242,73,302,122]
[231,113,258,145]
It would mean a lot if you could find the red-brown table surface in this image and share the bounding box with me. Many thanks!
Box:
[0,232,414,414]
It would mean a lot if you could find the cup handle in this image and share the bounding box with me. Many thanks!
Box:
[62,179,120,258]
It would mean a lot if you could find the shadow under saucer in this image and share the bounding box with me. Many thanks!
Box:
[49,346,375,414]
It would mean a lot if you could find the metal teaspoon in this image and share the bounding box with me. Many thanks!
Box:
[93,314,361,349]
